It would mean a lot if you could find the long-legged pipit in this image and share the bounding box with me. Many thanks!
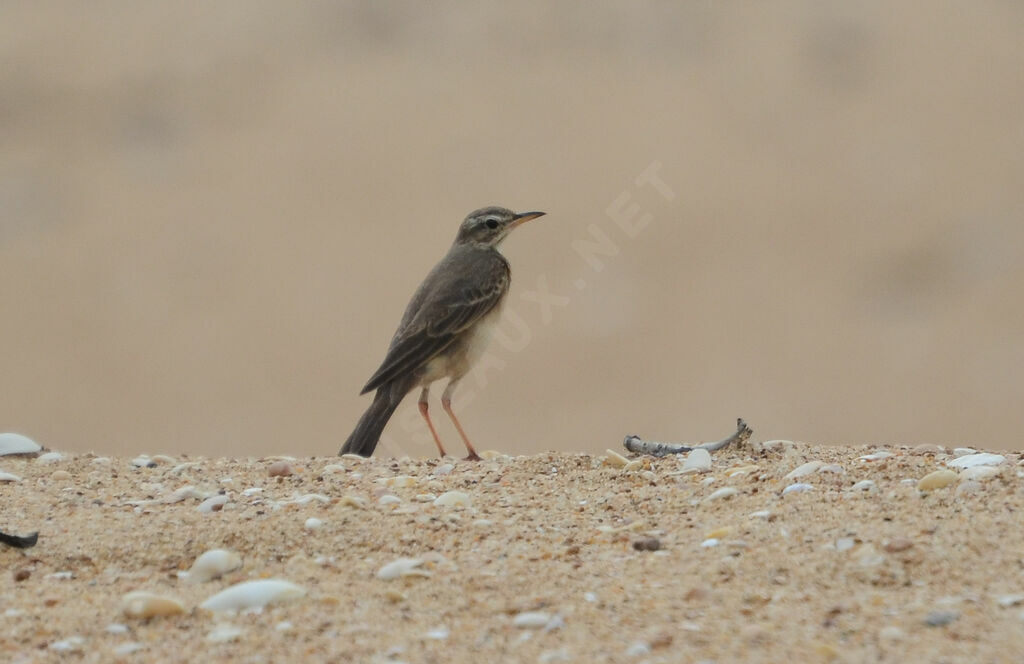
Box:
[340,206,546,459]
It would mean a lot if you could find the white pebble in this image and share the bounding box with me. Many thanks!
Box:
[625,641,652,656]
[701,538,719,547]
[433,463,455,476]
[185,549,243,584]
[748,510,772,519]
[304,518,323,531]
[784,461,823,479]
[423,626,449,640]
[113,643,145,656]
[433,491,471,508]
[583,592,598,603]
[378,495,402,506]
[0,470,21,483]
[377,557,430,580]
[835,537,856,552]
[197,495,230,513]
[513,611,551,629]
[681,448,712,473]
[206,624,245,643]
[200,579,305,612]
[36,451,64,464]
[0,433,41,456]
[131,455,156,468]
[705,487,739,502]
[121,592,185,618]
[859,451,893,462]
[947,453,1005,469]
[48,636,85,652]
[782,482,814,495]
[959,466,1001,482]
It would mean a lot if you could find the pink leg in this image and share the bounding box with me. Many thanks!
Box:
[418,387,447,457]
[441,380,481,461]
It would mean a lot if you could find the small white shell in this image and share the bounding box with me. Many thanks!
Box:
[376,557,430,580]
[304,518,323,531]
[917,469,958,491]
[185,549,243,584]
[782,482,814,495]
[784,461,823,479]
[199,579,305,612]
[704,487,739,502]
[36,452,63,464]
[0,433,41,456]
[0,471,21,483]
[164,485,204,504]
[849,480,877,493]
[433,491,471,508]
[684,448,716,475]
[206,624,245,643]
[947,453,1006,469]
[513,611,551,629]
[197,495,230,513]
[122,592,185,618]
[378,495,402,506]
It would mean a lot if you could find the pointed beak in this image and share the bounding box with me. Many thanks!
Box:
[510,211,546,229]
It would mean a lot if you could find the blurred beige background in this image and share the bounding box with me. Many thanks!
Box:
[2,2,1023,457]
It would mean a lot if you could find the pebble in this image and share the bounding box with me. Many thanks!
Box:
[304,517,323,531]
[206,624,245,643]
[835,537,856,552]
[996,594,1024,608]
[36,451,63,464]
[748,510,772,520]
[131,455,157,468]
[164,485,204,503]
[705,487,739,502]
[122,592,185,618]
[513,611,552,629]
[378,495,402,506]
[433,491,471,508]
[917,470,957,491]
[849,480,877,493]
[924,610,959,627]
[782,482,813,495]
[947,453,1005,469]
[633,537,661,551]
[878,625,905,643]
[49,636,85,652]
[377,557,430,580]
[0,433,41,456]
[200,579,306,612]
[378,475,417,488]
[432,463,455,476]
[784,461,823,479]
[0,470,21,483]
[267,461,294,477]
[883,538,913,553]
[197,494,230,513]
[185,549,243,584]
[682,448,712,473]
[952,447,977,457]
[859,451,893,462]
[700,538,719,548]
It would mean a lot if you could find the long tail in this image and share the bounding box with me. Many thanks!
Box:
[339,388,401,457]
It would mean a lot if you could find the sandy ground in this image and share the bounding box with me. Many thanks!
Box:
[3,438,1024,663]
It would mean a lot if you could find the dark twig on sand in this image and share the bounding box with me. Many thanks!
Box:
[0,530,38,549]
[623,418,752,457]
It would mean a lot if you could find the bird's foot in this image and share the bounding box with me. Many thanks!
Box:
[463,452,482,462]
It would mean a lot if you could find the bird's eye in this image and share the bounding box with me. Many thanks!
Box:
[485,219,499,229]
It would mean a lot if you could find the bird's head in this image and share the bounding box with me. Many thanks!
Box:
[454,206,546,248]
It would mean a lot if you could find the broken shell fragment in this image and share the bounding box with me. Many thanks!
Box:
[376,557,431,580]
[122,592,185,619]
[199,579,305,612]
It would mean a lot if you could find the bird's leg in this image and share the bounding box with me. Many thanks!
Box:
[441,380,481,461]
[418,386,447,458]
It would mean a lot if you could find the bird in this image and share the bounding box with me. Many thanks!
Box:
[339,206,547,459]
